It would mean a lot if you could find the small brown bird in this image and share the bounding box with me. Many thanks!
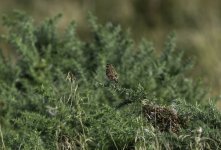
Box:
[106,64,118,83]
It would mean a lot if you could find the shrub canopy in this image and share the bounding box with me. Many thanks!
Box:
[0,11,220,149]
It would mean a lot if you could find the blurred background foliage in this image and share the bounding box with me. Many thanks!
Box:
[1,0,221,105]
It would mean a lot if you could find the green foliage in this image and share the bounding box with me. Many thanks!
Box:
[0,11,220,149]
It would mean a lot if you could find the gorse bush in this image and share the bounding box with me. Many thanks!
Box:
[0,11,221,149]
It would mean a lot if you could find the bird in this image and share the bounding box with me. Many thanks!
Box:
[106,64,118,83]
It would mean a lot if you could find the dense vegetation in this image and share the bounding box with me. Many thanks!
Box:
[0,11,221,149]
[1,0,221,94]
